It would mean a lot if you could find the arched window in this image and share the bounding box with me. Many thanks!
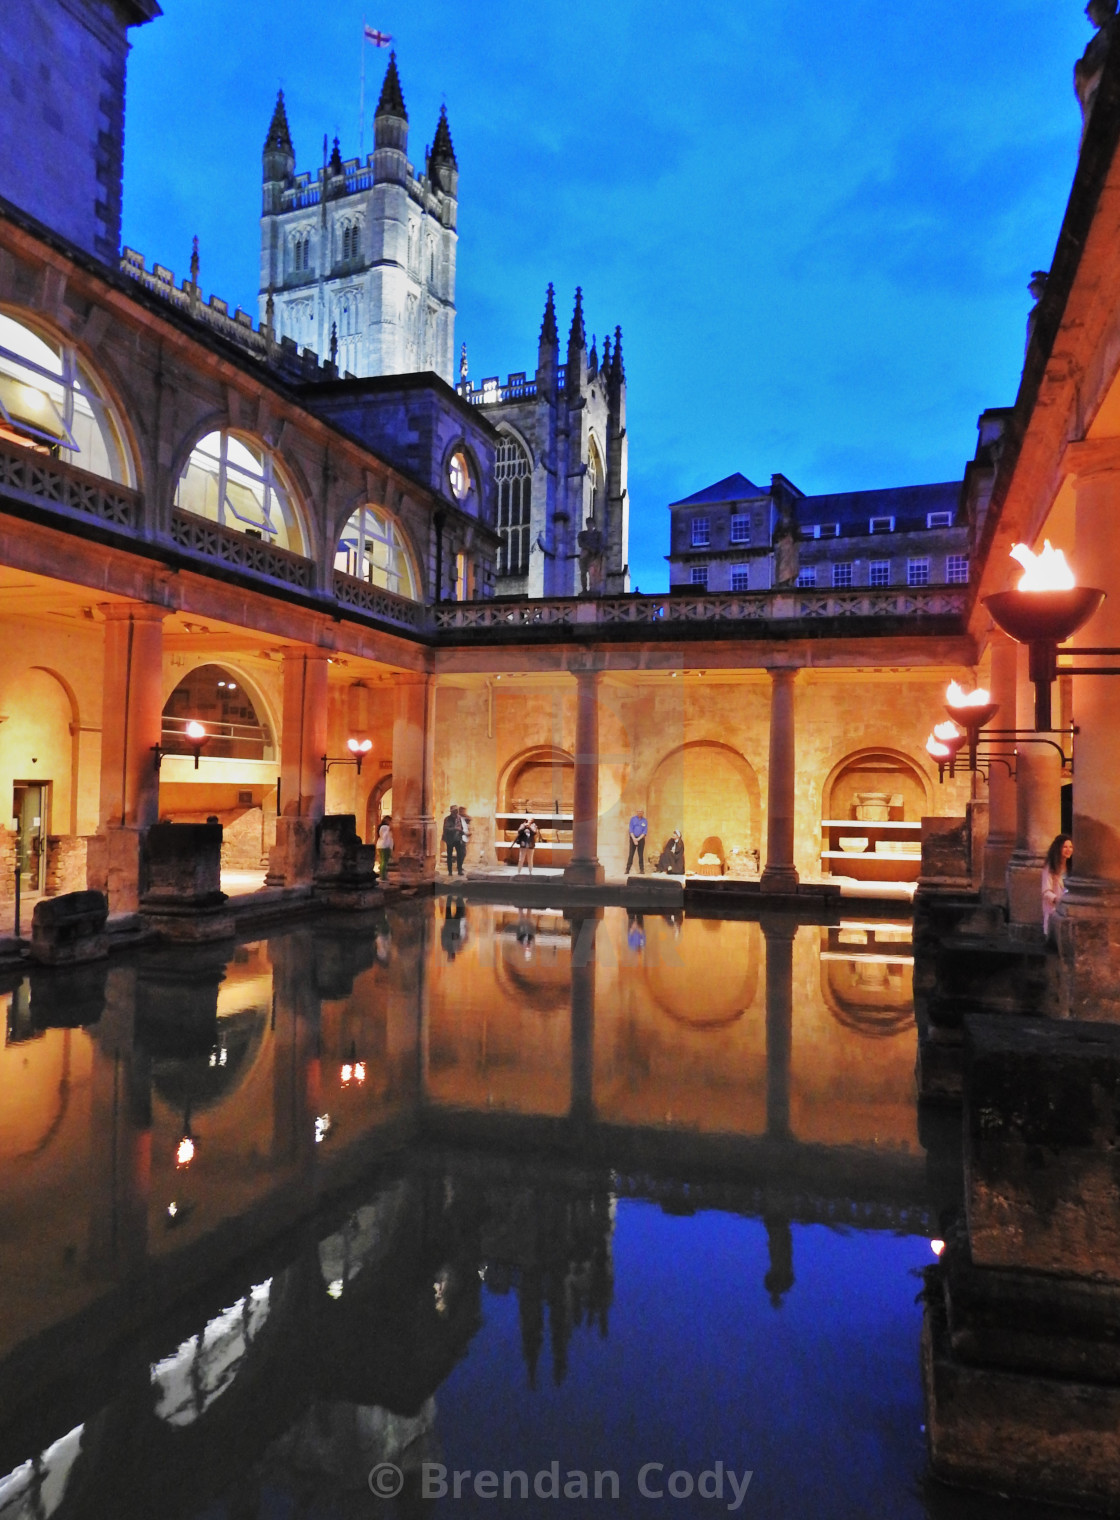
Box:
[587,439,603,521]
[162,663,274,760]
[334,504,420,600]
[496,436,531,576]
[0,310,133,483]
[176,431,304,552]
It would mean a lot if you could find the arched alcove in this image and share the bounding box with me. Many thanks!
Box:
[822,747,931,823]
[500,746,574,815]
[646,742,760,868]
[365,774,393,841]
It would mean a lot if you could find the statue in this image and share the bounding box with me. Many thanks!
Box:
[1075,0,1118,135]
[577,515,605,596]
[771,477,800,588]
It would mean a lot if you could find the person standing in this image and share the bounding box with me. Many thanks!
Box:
[626,808,648,874]
[1042,833,1073,937]
[515,816,539,875]
[376,815,393,882]
[442,805,464,877]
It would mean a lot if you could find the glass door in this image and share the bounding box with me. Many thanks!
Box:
[12,782,47,893]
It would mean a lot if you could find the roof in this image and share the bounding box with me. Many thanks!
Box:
[797,480,961,528]
[670,472,761,507]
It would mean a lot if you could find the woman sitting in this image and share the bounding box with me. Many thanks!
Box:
[655,830,685,875]
[1042,833,1073,936]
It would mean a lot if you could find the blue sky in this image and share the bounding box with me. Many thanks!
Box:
[123,1,1092,592]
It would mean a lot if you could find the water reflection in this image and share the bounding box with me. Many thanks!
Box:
[0,903,950,1519]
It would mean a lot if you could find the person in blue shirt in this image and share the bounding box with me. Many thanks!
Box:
[627,808,648,874]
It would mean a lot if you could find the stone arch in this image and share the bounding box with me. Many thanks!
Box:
[495,420,534,471]
[498,745,574,814]
[646,741,761,870]
[821,745,933,824]
[364,773,392,841]
[161,661,277,761]
[0,665,79,841]
[333,497,422,600]
[0,303,139,487]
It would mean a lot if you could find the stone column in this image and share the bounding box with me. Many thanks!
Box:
[266,648,329,887]
[981,634,1018,904]
[760,668,800,893]
[1006,644,1061,929]
[1056,466,1120,1017]
[90,602,167,913]
[391,673,436,880]
[565,666,605,884]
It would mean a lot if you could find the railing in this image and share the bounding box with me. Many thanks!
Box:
[170,509,315,590]
[0,436,142,530]
[461,376,539,406]
[333,569,427,632]
[431,586,968,633]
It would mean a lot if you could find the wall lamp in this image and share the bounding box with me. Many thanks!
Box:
[151,720,208,772]
[983,541,1107,730]
[323,736,373,777]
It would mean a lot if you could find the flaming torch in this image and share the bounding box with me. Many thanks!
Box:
[926,722,965,781]
[944,682,998,770]
[983,542,1105,730]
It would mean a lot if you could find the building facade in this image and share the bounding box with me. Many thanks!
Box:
[458,286,630,599]
[258,56,458,384]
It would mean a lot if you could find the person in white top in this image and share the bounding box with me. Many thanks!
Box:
[1042,833,1072,937]
[376,816,394,882]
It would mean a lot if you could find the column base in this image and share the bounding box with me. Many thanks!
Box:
[86,825,145,916]
[564,860,605,885]
[394,814,437,882]
[1005,850,1046,930]
[265,817,318,888]
[759,866,799,895]
[1055,876,1120,1021]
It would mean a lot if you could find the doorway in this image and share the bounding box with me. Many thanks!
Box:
[13,782,48,894]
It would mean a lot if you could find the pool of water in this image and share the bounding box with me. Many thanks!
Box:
[0,900,1047,1518]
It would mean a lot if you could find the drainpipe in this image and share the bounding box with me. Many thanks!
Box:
[433,510,446,603]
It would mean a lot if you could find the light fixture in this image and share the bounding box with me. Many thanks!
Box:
[323,737,373,776]
[944,682,998,769]
[151,721,208,772]
[984,541,1106,729]
[926,724,965,781]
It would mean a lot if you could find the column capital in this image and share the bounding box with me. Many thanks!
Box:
[277,644,332,665]
[765,665,801,682]
[99,601,170,623]
[567,656,605,679]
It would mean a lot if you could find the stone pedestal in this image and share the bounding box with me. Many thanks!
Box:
[565,666,605,885]
[266,816,319,888]
[140,822,233,941]
[392,674,436,881]
[29,889,108,964]
[759,668,799,893]
[313,814,384,910]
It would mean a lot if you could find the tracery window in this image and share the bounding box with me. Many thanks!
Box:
[176,431,304,552]
[495,436,531,576]
[0,310,132,483]
[334,504,420,599]
[292,232,312,274]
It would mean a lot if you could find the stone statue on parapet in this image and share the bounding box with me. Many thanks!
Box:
[577,515,605,595]
[770,475,800,588]
[1076,0,1118,138]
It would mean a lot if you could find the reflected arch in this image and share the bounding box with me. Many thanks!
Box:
[643,916,760,1029]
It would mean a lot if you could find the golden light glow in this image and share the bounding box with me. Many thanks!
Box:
[341,1063,353,1086]
[933,720,962,742]
[354,1061,366,1083]
[1010,540,1076,591]
[925,734,952,759]
[945,682,991,708]
[175,1136,195,1168]
[185,721,206,741]
[930,1239,946,1257]
[346,736,373,755]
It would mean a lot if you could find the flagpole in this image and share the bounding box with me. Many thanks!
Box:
[359,18,366,159]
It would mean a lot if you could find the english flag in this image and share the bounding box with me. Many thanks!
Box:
[364,25,391,45]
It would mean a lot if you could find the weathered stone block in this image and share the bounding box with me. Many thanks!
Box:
[313,814,383,909]
[920,815,972,890]
[142,822,223,904]
[266,816,318,888]
[964,1014,1120,1281]
[29,889,108,965]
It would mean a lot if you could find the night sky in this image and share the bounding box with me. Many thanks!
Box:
[122,1,1092,591]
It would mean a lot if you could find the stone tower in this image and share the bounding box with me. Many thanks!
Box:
[258,55,458,382]
[459,286,629,598]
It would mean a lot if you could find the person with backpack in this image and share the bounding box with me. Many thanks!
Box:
[514,816,539,875]
[442,805,465,877]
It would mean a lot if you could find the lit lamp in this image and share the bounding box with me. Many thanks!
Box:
[322,736,373,777]
[340,1040,367,1087]
[926,723,965,781]
[983,542,1105,730]
[944,682,999,770]
[151,720,208,772]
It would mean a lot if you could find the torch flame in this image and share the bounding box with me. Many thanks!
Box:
[1010,540,1076,592]
[925,733,951,759]
[185,721,206,741]
[176,1136,195,1168]
[934,720,962,742]
[946,681,991,708]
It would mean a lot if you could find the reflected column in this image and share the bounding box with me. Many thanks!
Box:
[761,916,796,1307]
[87,964,151,1276]
[569,909,601,1129]
[565,664,605,884]
[760,668,800,893]
[270,927,321,1185]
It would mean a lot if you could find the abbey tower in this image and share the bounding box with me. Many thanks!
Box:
[258,55,457,382]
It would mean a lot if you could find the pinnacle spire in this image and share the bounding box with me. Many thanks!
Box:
[539,282,558,346]
[567,287,586,355]
[328,135,343,175]
[611,325,625,384]
[588,332,598,372]
[600,332,611,376]
[430,103,457,169]
[376,52,408,120]
[264,89,293,154]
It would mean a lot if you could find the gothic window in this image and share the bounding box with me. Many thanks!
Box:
[0,309,133,483]
[407,223,418,272]
[334,504,420,600]
[495,436,531,576]
[427,238,435,282]
[587,439,603,522]
[176,431,304,553]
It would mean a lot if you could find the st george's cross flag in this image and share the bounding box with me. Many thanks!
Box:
[364,25,392,46]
